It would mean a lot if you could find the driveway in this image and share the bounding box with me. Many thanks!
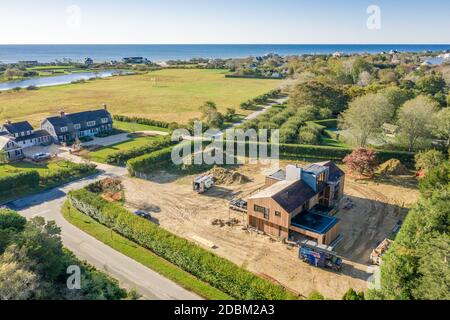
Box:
[6,164,200,300]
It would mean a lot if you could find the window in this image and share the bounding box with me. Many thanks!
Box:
[87,121,96,127]
[275,211,281,217]
[74,124,81,130]
[60,127,68,133]
[254,205,269,220]
[101,117,109,124]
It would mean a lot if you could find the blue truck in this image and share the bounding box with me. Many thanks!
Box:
[299,240,343,271]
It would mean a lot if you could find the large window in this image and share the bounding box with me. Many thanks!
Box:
[254,205,269,220]
[87,121,96,127]
[60,127,68,133]
[101,117,109,124]
[74,124,81,130]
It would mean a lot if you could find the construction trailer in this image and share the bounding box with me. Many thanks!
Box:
[193,175,214,194]
[299,240,343,271]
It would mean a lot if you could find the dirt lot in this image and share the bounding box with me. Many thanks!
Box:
[122,161,419,299]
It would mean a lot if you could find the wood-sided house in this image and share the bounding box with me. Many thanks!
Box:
[247,162,345,245]
[41,107,113,143]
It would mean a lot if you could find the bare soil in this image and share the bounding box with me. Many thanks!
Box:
[122,161,419,299]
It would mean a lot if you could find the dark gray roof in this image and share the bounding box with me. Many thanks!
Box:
[15,130,50,142]
[3,121,34,134]
[303,163,329,175]
[44,109,111,134]
[319,161,345,183]
[272,180,317,213]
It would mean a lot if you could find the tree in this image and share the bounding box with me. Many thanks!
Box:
[415,150,446,173]
[199,101,224,129]
[343,148,378,178]
[289,81,349,114]
[373,161,450,300]
[397,96,439,151]
[339,93,392,147]
[0,259,38,300]
[380,86,414,119]
[416,73,446,96]
[307,291,325,300]
[436,107,450,147]
[342,288,365,300]
[224,108,236,122]
[378,69,398,85]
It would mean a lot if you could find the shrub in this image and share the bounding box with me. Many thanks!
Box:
[106,137,175,165]
[343,148,379,178]
[112,115,171,129]
[39,163,97,187]
[68,189,296,300]
[0,171,40,197]
[127,146,176,175]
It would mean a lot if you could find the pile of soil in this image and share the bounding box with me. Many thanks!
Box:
[377,159,410,176]
[209,167,250,185]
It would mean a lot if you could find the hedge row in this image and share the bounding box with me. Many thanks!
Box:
[68,188,296,300]
[106,137,175,165]
[0,163,97,201]
[279,143,416,165]
[113,115,172,129]
[240,89,282,110]
[39,163,97,186]
[0,171,40,197]
[127,146,176,175]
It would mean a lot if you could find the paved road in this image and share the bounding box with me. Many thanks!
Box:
[6,163,200,300]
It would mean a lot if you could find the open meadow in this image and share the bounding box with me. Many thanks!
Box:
[0,69,281,126]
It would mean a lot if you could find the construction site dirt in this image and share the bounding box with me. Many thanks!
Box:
[122,161,419,299]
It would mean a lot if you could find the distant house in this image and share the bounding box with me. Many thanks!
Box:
[84,57,94,66]
[247,162,345,245]
[271,72,283,79]
[122,57,148,64]
[18,60,39,66]
[1,120,52,148]
[0,134,24,162]
[41,107,113,143]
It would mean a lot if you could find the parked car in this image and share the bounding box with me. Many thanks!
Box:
[32,152,51,161]
[133,210,152,220]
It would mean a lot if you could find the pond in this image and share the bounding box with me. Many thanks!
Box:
[0,70,129,91]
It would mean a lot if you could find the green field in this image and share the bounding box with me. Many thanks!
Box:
[86,135,163,163]
[0,69,281,126]
[62,202,231,300]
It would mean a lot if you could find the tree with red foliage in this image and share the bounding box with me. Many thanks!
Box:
[343,148,378,178]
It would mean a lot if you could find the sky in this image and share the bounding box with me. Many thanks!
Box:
[0,0,449,44]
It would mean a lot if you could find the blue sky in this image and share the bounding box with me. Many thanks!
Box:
[0,0,449,44]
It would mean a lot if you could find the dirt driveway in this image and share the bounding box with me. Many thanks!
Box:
[122,162,419,299]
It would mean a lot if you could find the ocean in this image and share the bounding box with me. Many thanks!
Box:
[0,44,449,64]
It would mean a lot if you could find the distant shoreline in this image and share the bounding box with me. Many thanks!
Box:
[0,44,449,64]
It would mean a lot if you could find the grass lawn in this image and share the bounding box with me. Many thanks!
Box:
[320,137,349,148]
[114,120,170,133]
[62,202,231,300]
[0,160,79,177]
[86,135,163,163]
[0,69,281,126]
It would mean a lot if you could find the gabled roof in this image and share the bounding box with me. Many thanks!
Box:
[272,180,317,213]
[315,161,345,183]
[44,109,111,129]
[0,135,19,150]
[3,121,33,134]
[15,130,50,142]
[250,179,317,214]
